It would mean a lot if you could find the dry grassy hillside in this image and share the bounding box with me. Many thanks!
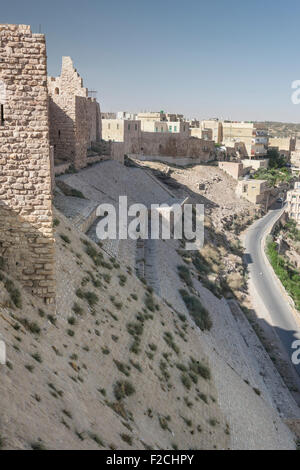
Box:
[0,160,298,450]
[260,121,300,138]
[0,209,230,450]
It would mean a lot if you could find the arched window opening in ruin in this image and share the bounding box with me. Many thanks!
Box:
[55,87,60,95]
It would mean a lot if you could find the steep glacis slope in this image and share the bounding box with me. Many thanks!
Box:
[0,206,297,450]
[0,209,229,450]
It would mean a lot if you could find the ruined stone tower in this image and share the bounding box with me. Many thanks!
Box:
[0,24,55,304]
[48,56,102,169]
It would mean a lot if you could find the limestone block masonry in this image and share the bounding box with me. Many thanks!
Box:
[48,56,102,169]
[0,24,55,304]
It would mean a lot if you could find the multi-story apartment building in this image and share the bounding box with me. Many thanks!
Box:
[222,122,268,158]
[141,120,189,135]
[286,182,300,225]
[101,119,141,154]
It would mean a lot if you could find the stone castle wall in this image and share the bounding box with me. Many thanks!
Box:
[87,98,102,144]
[140,132,215,161]
[0,24,55,303]
[48,56,102,169]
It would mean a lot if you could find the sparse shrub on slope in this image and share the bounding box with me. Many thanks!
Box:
[113,380,136,401]
[192,253,210,275]
[179,289,212,331]
[177,265,193,288]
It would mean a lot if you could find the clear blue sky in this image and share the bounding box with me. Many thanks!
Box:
[2,0,300,121]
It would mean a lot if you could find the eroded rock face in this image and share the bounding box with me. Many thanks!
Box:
[0,24,55,304]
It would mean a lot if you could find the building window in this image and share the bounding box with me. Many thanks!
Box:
[174,126,177,132]
[135,124,138,131]
[117,124,119,130]
[169,126,172,132]
[128,124,131,130]
[58,130,61,138]
[55,87,59,95]
[108,124,111,130]
[161,127,164,132]
[0,104,4,126]
[155,127,158,132]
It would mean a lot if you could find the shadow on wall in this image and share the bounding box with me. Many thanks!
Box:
[0,203,55,305]
[49,97,103,170]
[49,98,76,166]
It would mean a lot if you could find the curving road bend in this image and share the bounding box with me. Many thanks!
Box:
[244,204,300,377]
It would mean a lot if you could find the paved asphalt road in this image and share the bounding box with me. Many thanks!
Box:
[244,204,300,376]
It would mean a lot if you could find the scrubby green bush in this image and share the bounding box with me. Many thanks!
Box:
[113,380,135,400]
[177,265,193,287]
[266,241,300,311]
[181,373,192,390]
[179,289,212,331]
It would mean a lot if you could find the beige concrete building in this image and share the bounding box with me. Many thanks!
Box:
[268,136,295,158]
[286,182,300,225]
[190,127,213,141]
[200,119,222,144]
[242,159,269,170]
[101,119,141,155]
[137,111,185,123]
[222,122,268,158]
[290,138,300,169]
[291,150,300,168]
[141,120,189,135]
[0,24,55,303]
[137,111,167,122]
[236,179,270,205]
[116,111,137,120]
[218,162,245,179]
